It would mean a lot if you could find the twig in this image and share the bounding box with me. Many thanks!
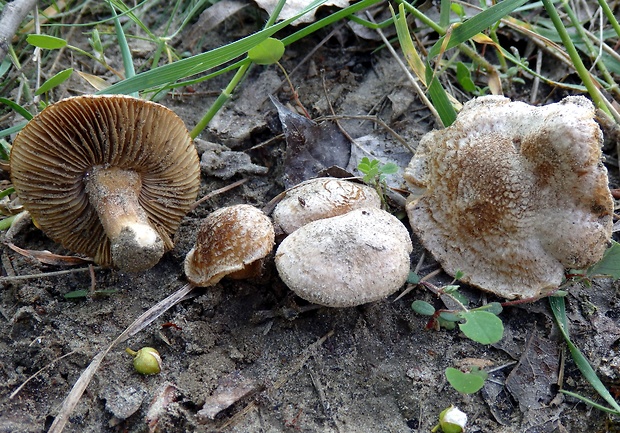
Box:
[190,178,248,211]
[0,266,103,283]
[48,283,196,433]
[530,49,543,104]
[316,114,415,153]
[366,12,443,126]
[218,330,335,430]
[0,0,37,63]
[10,351,77,399]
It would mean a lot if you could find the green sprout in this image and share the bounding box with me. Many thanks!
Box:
[357,157,398,206]
[410,271,503,394]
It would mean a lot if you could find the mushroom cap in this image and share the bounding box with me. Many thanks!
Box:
[275,207,413,307]
[272,177,382,235]
[184,204,275,287]
[404,95,613,299]
[10,95,200,267]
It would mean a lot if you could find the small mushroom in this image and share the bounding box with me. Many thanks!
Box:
[10,95,201,272]
[272,177,381,235]
[275,207,413,307]
[184,204,275,287]
[404,95,613,299]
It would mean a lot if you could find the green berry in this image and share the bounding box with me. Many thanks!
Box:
[126,347,162,375]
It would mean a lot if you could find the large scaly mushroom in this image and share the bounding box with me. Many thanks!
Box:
[10,95,201,272]
[404,96,613,299]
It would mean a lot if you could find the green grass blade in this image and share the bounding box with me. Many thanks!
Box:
[0,98,33,121]
[108,0,155,39]
[0,215,17,231]
[35,68,74,96]
[281,0,383,46]
[108,0,136,97]
[439,0,451,28]
[0,187,15,199]
[541,0,615,120]
[99,0,328,95]
[393,4,426,84]
[426,63,457,127]
[428,0,530,58]
[549,296,620,414]
[598,0,620,39]
[560,390,620,415]
[0,122,27,139]
[168,0,213,39]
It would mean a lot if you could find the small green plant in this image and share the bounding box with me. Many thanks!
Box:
[411,271,503,393]
[357,157,398,185]
[411,273,504,345]
[64,289,118,300]
[357,157,398,206]
[445,366,488,394]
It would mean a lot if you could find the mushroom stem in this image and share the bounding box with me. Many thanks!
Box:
[85,166,164,272]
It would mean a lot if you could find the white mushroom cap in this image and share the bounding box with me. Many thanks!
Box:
[272,177,381,235]
[275,207,413,307]
[185,205,275,287]
[405,95,613,299]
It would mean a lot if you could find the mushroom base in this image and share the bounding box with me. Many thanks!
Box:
[86,166,165,272]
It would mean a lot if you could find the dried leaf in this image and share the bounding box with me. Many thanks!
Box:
[8,243,93,266]
[146,383,180,433]
[76,71,110,91]
[505,333,559,413]
[271,96,351,188]
[254,0,351,24]
[197,372,261,421]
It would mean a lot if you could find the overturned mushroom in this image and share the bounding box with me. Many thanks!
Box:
[404,96,613,299]
[184,205,275,287]
[272,177,381,235]
[10,95,200,272]
[275,207,412,307]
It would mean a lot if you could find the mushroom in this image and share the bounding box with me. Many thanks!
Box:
[275,207,413,307]
[404,95,613,299]
[10,95,201,272]
[184,204,275,287]
[272,177,381,235]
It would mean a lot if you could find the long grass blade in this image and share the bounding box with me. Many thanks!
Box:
[426,63,457,127]
[0,98,33,121]
[541,0,616,120]
[427,0,530,58]
[99,0,329,95]
[393,4,426,85]
[549,296,620,414]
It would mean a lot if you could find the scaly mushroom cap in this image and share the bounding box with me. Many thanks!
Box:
[10,95,200,271]
[184,205,275,287]
[404,95,613,299]
[272,177,382,235]
[275,207,413,307]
